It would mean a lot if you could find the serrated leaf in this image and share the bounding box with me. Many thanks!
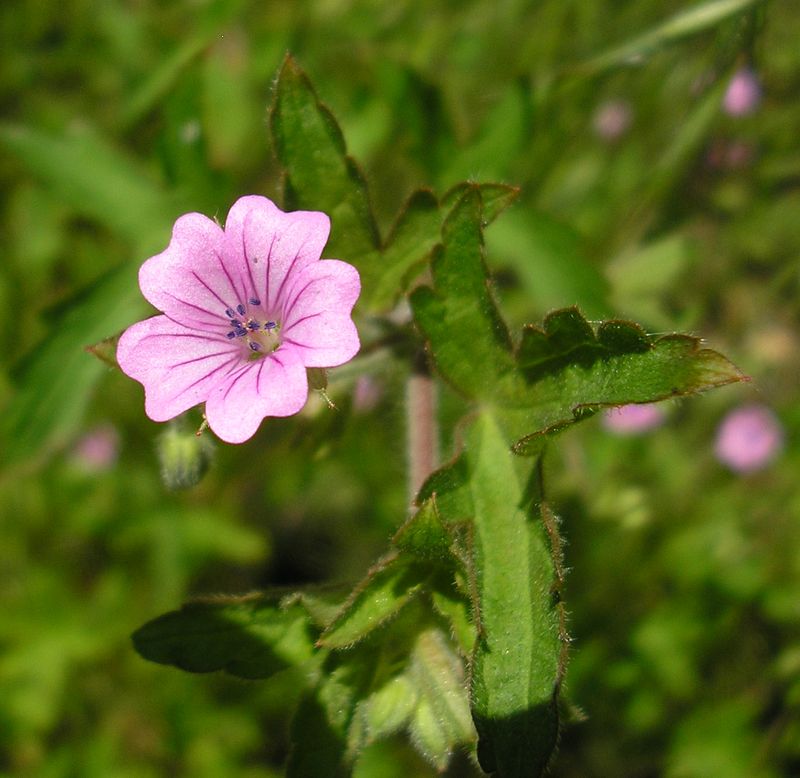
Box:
[410,187,521,401]
[509,314,746,455]
[392,496,457,563]
[465,413,562,778]
[270,54,380,266]
[441,182,520,226]
[132,594,316,679]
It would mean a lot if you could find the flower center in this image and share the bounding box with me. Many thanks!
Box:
[223,298,281,359]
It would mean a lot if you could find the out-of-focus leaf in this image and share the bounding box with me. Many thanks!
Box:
[0,123,174,250]
[3,264,148,464]
[270,55,380,266]
[0,122,177,463]
[484,207,609,318]
[410,187,521,401]
[578,0,764,74]
[120,0,244,128]
[132,594,317,679]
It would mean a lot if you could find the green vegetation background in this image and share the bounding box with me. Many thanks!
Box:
[1,1,798,775]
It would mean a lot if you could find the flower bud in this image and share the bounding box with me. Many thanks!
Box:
[157,420,214,490]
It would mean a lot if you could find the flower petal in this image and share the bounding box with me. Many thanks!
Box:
[117,316,240,422]
[280,260,361,367]
[223,195,331,315]
[204,346,309,443]
[139,213,244,330]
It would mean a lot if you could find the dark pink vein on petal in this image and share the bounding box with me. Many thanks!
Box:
[191,270,233,312]
[163,292,224,327]
[213,249,244,305]
[170,349,237,369]
[139,331,225,346]
[282,277,317,321]
[272,234,312,311]
[220,362,253,405]
[240,212,259,302]
[173,355,240,400]
[263,233,277,311]
[281,311,322,336]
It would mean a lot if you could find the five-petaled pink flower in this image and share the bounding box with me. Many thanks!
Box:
[117,196,360,443]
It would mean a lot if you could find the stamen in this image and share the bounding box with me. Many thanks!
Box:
[234,327,247,338]
[249,297,261,306]
[246,320,260,331]
[264,321,277,330]
[249,342,262,352]
[236,304,246,316]
[226,331,236,339]
[225,308,235,318]
[230,319,242,328]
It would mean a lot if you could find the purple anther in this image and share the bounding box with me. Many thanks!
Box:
[249,342,261,352]
[249,297,260,306]
[225,308,235,318]
[225,331,236,339]
[230,319,242,328]
[234,327,247,338]
[247,321,260,331]
[264,321,277,330]
[236,304,246,316]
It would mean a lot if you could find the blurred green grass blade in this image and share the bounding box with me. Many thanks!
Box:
[0,123,175,249]
[270,55,380,265]
[132,594,317,680]
[0,122,177,463]
[120,0,245,128]
[410,187,520,401]
[578,0,764,74]
[3,263,147,464]
[466,412,562,777]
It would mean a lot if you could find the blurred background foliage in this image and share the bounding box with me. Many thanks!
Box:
[1,0,798,775]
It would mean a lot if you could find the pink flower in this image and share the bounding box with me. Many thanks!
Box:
[592,99,632,141]
[715,404,783,474]
[602,403,665,435]
[72,424,120,471]
[723,68,761,117]
[117,196,360,444]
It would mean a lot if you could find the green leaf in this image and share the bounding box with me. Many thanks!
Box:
[3,263,149,464]
[318,554,430,650]
[368,189,440,311]
[465,412,563,778]
[406,628,475,770]
[442,182,520,226]
[509,311,747,455]
[0,123,175,250]
[131,594,317,679]
[270,54,380,265]
[410,187,521,401]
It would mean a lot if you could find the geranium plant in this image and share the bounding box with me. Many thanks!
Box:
[113,56,745,777]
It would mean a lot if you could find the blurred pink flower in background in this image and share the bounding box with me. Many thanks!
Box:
[592,99,632,141]
[715,404,783,473]
[353,375,382,413]
[72,424,120,472]
[723,67,761,117]
[602,403,665,435]
[117,196,361,444]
